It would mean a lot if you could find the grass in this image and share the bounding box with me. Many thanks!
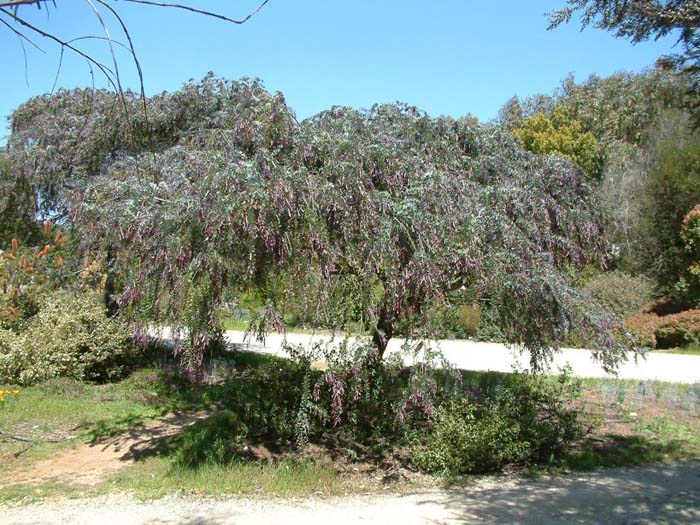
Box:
[0,370,168,479]
[0,354,366,503]
[0,459,352,503]
[104,458,352,500]
[549,374,700,473]
[0,479,91,504]
[559,434,699,471]
[0,371,165,430]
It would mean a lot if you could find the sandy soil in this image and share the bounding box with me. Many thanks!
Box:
[9,411,210,486]
[2,461,699,524]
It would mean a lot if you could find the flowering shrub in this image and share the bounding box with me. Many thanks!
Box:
[0,292,139,385]
[677,204,700,306]
[624,312,659,348]
[284,338,457,448]
[682,205,700,253]
[0,387,19,405]
[624,308,700,349]
[654,309,700,348]
[0,222,68,329]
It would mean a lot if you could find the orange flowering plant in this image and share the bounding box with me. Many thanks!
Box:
[0,221,68,327]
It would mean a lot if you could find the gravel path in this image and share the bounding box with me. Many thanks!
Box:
[225,331,700,383]
[3,461,699,524]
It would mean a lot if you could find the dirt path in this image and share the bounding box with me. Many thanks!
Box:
[9,411,210,487]
[2,461,699,524]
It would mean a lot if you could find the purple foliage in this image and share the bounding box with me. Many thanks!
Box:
[4,75,635,375]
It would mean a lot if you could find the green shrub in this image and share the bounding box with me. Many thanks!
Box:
[504,372,583,461]
[412,398,529,474]
[215,357,307,442]
[166,410,249,469]
[416,302,464,339]
[0,292,139,385]
[0,328,21,382]
[475,304,505,342]
[457,304,481,338]
[583,271,654,318]
[155,350,312,447]
[417,301,500,341]
[413,372,583,475]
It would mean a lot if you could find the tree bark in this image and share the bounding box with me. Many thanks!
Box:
[372,305,394,359]
[103,244,119,317]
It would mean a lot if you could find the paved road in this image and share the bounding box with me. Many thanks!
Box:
[3,461,699,524]
[225,331,700,383]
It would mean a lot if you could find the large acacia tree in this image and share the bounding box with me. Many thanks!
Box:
[5,75,632,374]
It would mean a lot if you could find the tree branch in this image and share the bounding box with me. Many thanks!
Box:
[121,0,271,25]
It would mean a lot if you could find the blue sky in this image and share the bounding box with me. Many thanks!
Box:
[1,1,679,141]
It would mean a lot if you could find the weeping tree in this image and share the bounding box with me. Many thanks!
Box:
[291,105,629,370]
[5,75,633,375]
[7,75,299,374]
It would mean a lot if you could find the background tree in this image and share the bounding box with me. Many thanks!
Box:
[498,67,695,287]
[512,105,601,179]
[549,0,700,120]
[678,204,700,305]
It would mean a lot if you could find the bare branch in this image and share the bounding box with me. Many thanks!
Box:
[95,0,146,106]
[0,6,121,93]
[0,14,43,51]
[121,0,270,25]
[50,43,63,92]
[0,0,52,8]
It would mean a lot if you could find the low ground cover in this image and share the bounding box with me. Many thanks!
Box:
[0,350,698,503]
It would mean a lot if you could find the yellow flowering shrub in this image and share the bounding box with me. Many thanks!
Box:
[513,106,601,179]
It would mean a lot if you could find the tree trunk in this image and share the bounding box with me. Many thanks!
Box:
[372,306,394,359]
[103,245,119,317]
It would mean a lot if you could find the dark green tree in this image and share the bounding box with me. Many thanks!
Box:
[549,0,700,119]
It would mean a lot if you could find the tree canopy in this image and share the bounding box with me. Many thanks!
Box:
[549,0,700,119]
[512,105,601,179]
[4,75,632,374]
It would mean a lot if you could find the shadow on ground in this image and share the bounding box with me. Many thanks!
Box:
[423,460,700,525]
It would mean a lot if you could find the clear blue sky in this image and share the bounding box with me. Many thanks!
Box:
[0,1,679,142]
